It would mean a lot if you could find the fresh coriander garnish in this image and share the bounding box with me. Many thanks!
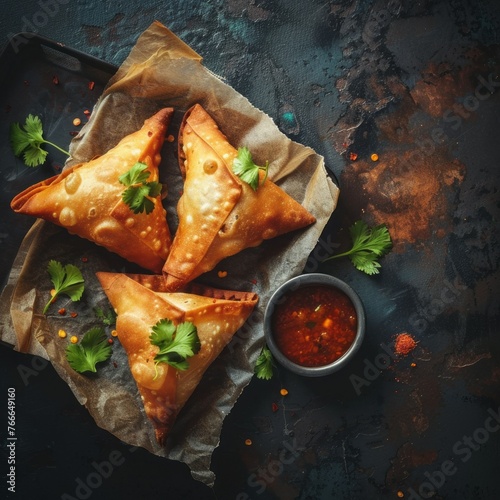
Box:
[94,306,116,326]
[232,146,269,191]
[10,114,70,167]
[254,344,275,380]
[43,260,85,314]
[66,327,112,373]
[149,319,201,371]
[118,162,162,214]
[323,220,392,275]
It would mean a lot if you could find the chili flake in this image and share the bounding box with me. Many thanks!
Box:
[394,333,417,356]
[58,308,66,315]
[349,152,358,161]
[88,81,95,90]
[70,312,78,318]
[271,402,279,412]
[52,75,59,85]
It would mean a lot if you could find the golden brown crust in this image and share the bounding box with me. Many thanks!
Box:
[96,271,258,444]
[11,108,174,273]
[163,104,316,290]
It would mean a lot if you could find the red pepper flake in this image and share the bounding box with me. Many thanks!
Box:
[81,256,88,263]
[271,402,279,412]
[113,361,118,368]
[70,312,78,318]
[394,333,417,356]
[58,308,66,315]
[23,80,29,86]
[52,75,59,85]
[83,109,91,117]
[88,81,95,90]
[349,152,358,161]
[69,131,78,136]
[108,338,114,345]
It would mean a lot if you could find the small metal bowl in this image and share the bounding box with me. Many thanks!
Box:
[264,273,365,377]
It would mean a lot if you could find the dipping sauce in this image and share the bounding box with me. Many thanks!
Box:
[271,285,357,367]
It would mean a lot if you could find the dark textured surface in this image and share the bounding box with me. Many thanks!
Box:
[1,1,499,499]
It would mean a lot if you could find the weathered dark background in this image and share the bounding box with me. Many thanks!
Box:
[1,1,499,499]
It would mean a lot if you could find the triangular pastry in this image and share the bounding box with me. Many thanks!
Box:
[162,104,316,291]
[11,108,174,273]
[96,271,258,445]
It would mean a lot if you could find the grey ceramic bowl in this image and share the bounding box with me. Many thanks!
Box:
[264,273,365,377]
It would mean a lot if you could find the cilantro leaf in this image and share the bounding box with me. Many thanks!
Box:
[43,260,85,314]
[323,220,392,275]
[150,319,201,371]
[66,327,112,373]
[119,162,162,214]
[10,114,70,167]
[94,306,117,326]
[232,147,269,190]
[254,344,275,380]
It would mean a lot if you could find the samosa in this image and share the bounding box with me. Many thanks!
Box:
[11,108,174,273]
[96,271,258,444]
[163,104,316,291]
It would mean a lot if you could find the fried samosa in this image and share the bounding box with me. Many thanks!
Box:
[96,271,258,445]
[11,108,174,273]
[162,104,316,291]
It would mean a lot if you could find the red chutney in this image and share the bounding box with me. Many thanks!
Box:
[271,285,357,367]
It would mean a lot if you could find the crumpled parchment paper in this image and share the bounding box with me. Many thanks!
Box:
[0,21,339,486]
